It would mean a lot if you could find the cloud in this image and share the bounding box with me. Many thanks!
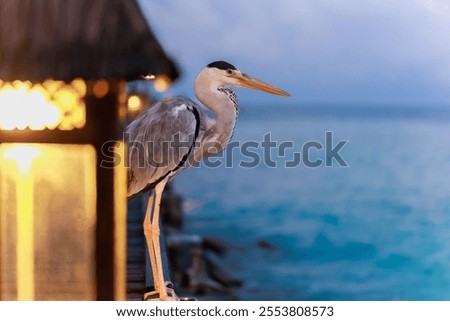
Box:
[138,0,450,105]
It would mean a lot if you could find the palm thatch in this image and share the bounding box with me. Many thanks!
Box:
[0,0,179,82]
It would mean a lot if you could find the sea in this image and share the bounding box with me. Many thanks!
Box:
[174,103,450,300]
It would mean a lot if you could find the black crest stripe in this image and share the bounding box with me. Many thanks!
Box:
[207,61,237,71]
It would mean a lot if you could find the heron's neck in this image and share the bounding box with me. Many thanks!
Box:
[194,78,238,155]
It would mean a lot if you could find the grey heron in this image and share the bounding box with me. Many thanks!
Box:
[126,61,289,300]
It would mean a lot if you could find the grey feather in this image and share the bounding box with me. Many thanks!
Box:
[126,96,205,198]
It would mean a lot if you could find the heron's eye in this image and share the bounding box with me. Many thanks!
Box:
[226,69,233,75]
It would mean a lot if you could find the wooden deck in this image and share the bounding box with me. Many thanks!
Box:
[126,196,147,300]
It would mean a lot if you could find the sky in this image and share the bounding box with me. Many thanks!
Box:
[138,0,450,107]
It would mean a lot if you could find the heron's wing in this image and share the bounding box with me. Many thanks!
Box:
[126,96,204,198]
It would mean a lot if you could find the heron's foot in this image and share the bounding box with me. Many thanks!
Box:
[143,282,179,301]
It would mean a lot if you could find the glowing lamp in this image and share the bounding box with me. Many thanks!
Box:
[0,0,178,301]
[0,79,127,300]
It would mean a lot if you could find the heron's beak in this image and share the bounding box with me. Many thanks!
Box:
[235,73,290,96]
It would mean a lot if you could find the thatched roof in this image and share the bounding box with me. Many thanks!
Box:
[0,0,179,82]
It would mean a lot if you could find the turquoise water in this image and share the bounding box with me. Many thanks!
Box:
[175,105,450,300]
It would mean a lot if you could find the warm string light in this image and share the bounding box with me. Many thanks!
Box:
[0,79,87,130]
[154,75,172,92]
[127,95,143,112]
[92,80,109,98]
[142,74,172,92]
[127,74,172,114]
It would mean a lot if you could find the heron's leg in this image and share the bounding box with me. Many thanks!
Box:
[150,177,172,300]
[143,190,159,293]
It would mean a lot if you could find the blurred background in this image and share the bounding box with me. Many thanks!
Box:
[138,0,450,300]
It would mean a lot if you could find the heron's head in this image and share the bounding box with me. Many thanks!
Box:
[199,60,290,96]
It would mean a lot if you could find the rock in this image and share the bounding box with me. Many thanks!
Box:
[202,236,230,257]
[256,239,278,251]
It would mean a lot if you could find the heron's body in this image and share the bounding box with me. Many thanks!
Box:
[126,61,288,300]
[127,96,207,198]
